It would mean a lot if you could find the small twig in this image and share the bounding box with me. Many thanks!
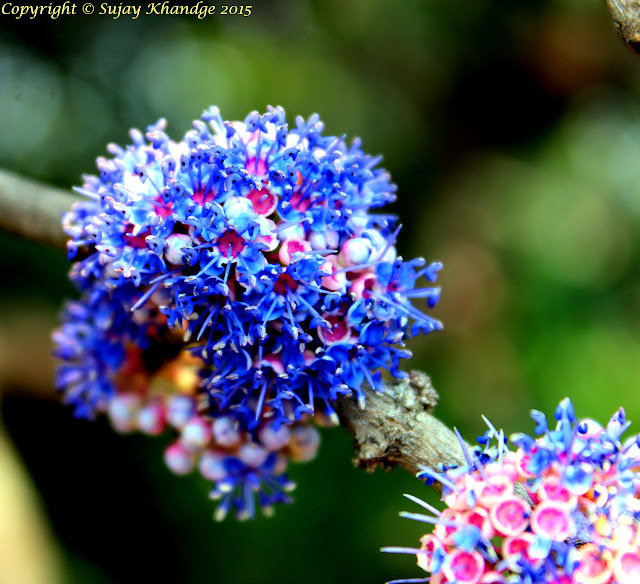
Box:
[336,371,533,505]
[605,0,640,52]
[0,169,74,249]
[336,371,467,479]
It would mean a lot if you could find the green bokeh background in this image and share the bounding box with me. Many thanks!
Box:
[2,1,640,582]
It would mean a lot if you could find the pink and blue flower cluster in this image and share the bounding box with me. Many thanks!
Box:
[385,399,640,584]
[53,106,443,519]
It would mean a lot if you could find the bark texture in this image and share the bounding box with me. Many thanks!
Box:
[335,371,467,477]
[606,0,640,52]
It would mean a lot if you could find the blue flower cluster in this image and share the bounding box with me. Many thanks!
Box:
[387,399,640,584]
[54,106,443,519]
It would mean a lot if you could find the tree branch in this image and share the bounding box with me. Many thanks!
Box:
[605,0,640,52]
[0,169,74,249]
[0,168,470,485]
[336,371,467,478]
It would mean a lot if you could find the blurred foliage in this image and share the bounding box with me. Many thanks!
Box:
[3,1,640,583]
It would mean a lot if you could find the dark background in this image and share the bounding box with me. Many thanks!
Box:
[2,1,640,583]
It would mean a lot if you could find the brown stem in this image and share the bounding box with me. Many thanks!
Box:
[605,0,640,52]
[0,169,73,249]
[335,371,467,480]
[336,371,533,504]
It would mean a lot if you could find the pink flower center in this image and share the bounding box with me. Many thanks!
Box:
[290,191,311,212]
[217,230,245,258]
[273,273,299,295]
[616,550,640,583]
[467,508,494,539]
[539,481,572,504]
[247,189,278,216]
[318,315,351,344]
[444,550,484,584]
[478,477,512,507]
[575,545,613,584]
[246,157,267,177]
[530,501,572,542]
[491,497,531,537]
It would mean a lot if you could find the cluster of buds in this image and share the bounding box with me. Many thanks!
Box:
[385,399,640,583]
[53,106,442,518]
[53,290,320,520]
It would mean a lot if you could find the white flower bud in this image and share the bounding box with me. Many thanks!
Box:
[212,416,242,448]
[165,234,190,265]
[164,441,196,475]
[108,394,140,433]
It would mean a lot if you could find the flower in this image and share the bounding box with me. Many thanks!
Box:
[53,288,320,520]
[61,105,443,427]
[384,399,640,584]
[54,105,442,519]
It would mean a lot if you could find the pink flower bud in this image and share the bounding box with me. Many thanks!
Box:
[320,256,347,292]
[166,394,196,429]
[224,196,253,223]
[338,237,374,268]
[288,425,320,462]
[237,443,268,468]
[308,228,339,250]
[349,273,377,301]
[279,238,311,265]
[199,450,227,481]
[107,394,140,433]
[259,422,291,451]
[211,416,242,448]
[181,416,212,451]
[164,441,196,475]
[137,400,166,435]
